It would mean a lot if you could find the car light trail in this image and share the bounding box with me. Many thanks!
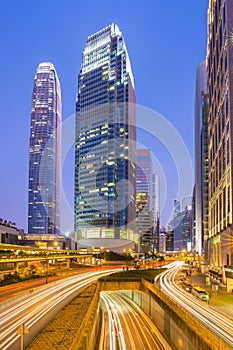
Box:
[0,269,118,350]
[100,291,172,350]
[158,262,233,348]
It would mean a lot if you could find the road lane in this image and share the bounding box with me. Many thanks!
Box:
[157,262,233,348]
[100,291,172,350]
[0,269,118,350]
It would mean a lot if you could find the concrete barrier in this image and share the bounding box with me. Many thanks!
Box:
[139,279,231,350]
[70,284,102,350]
[97,279,232,350]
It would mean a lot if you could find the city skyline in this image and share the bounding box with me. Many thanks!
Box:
[0,1,208,233]
[1,2,233,348]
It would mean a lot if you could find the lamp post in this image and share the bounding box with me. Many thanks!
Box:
[100,246,104,265]
[45,243,49,284]
[96,249,99,266]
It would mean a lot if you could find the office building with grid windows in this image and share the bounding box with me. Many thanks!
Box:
[207,0,233,285]
[136,149,160,253]
[74,24,138,252]
[28,62,61,235]
[194,61,209,258]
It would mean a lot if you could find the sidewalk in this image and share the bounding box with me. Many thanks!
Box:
[187,270,233,320]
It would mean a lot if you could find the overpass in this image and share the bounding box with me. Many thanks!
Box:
[0,243,94,270]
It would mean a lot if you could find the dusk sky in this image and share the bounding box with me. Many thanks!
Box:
[0,1,208,233]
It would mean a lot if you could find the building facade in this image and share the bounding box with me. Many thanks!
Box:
[207,0,233,286]
[194,61,209,257]
[152,173,160,252]
[28,62,62,235]
[74,24,137,252]
[173,209,192,252]
[169,197,192,252]
[136,149,152,252]
[181,195,192,211]
[136,149,160,253]
[0,220,21,245]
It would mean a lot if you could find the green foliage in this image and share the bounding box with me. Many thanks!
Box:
[0,271,55,286]
[96,250,134,261]
[99,268,166,282]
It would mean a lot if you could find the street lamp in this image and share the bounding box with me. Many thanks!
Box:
[45,243,49,284]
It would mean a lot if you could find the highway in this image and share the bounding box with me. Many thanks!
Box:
[155,262,233,349]
[100,291,172,350]
[0,269,117,350]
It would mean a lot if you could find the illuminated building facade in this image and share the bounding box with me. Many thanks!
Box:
[136,149,152,252]
[136,149,160,253]
[74,24,137,252]
[152,173,160,252]
[207,0,233,282]
[173,209,192,252]
[194,61,209,257]
[170,196,192,252]
[28,62,61,235]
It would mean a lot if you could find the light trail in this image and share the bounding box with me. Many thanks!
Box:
[101,292,126,350]
[158,262,233,348]
[100,291,172,350]
[0,269,118,350]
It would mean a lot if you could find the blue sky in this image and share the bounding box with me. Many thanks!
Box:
[0,0,208,232]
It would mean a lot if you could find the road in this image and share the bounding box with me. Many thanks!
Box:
[100,291,172,350]
[0,267,98,302]
[156,262,233,349]
[0,269,117,350]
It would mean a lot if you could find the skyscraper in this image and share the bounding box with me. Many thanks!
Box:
[28,62,61,235]
[207,0,233,285]
[194,61,208,257]
[171,196,192,252]
[136,149,152,195]
[74,24,137,252]
[136,149,152,252]
[135,149,160,252]
[152,173,160,252]
[181,195,192,212]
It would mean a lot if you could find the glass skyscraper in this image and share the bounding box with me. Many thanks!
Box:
[28,62,61,235]
[194,61,208,258]
[135,149,160,253]
[74,24,137,252]
[136,149,152,252]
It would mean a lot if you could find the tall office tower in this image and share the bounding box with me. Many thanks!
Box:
[75,24,137,252]
[194,61,209,257]
[173,209,192,252]
[152,173,160,252]
[173,200,181,217]
[181,195,192,211]
[136,149,160,253]
[136,149,152,195]
[28,62,61,235]
[207,0,233,285]
[136,149,153,253]
[171,196,193,252]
